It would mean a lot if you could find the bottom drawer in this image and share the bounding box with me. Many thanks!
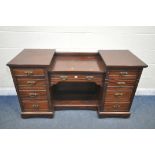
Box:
[103,102,130,112]
[22,100,49,112]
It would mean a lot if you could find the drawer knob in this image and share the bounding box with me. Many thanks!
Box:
[60,75,68,81]
[29,93,37,97]
[114,93,123,96]
[27,81,36,85]
[120,72,128,75]
[86,76,94,80]
[117,82,126,85]
[24,71,33,76]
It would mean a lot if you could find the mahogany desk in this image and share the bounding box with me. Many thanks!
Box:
[7,49,148,118]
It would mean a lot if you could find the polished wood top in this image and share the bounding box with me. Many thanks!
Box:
[99,50,148,68]
[7,49,55,67]
[50,53,105,73]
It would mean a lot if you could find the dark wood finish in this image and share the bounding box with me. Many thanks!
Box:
[7,49,55,118]
[98,50,147,117]
[54,100,98,110]
[7,49,55,67]
[99,50,148,68]
[13,68,45,77]
[50,53,105,73]
[7,49,147,118]
[51,74,103,86]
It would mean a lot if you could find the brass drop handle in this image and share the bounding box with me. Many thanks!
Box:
[114,93,123,96]
[113,105,117,108]
[117,82,126,85]
[24,71,33,76]
[27,81,36,85]
[32,104,39,109]
[113,105,118,112]
[120,72,128,75]
[86,76,94,80]
[60,75,68,81]
[113,104,120,109]
[29,92,38,97]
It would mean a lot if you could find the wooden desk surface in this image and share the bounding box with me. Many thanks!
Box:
[7,49,55,67]
[51,53,105,73]
[99,50,148,67]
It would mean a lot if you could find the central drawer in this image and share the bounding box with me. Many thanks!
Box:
[51,74,103,85]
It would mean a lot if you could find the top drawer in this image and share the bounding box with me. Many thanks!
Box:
[107,69,139,80]
[51,74,103,85]
[13,69,45,77]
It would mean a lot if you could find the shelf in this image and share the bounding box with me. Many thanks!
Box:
[54,100,98,110]
[52,82,100,100]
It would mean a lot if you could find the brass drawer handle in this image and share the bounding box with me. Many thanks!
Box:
[113,105,120,108]
[32,104,39,109]
[117,82,126,85]
[29,93,38,97]
[27,81,36,85]
[113,105,121,110]
[86,76,94,80]
[24,71,33,76]
[120,72,128,75]
[60,75,68,80]
[114,93,123,96]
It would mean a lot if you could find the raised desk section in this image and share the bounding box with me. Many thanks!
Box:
[7,49,147,118]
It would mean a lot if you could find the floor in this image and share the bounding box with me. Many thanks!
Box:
[0,96,155,129]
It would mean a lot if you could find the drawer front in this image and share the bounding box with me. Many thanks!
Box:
[51,74,103,85]
[107,79,136,87]
[107,86,134,92]
[18,86,47,90]
[17,78,47,86]
[105,90,132,102]
[22,100,49,112]
[103,103,129,112]
[19,90,47,99]
[108,70,138,80]
[13,69,45,76]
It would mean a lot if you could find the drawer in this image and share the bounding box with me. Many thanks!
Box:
[105,90,132,102]
[107,79,136,87]
[107,86,134,92]
[108,70,138,80]
[18,86,47,90]
[19,90,47,99]
[16,78,47,86]
[22,100,49,112]
[51,74,103,85]
[103,103,129,112]
[13,69,45,77]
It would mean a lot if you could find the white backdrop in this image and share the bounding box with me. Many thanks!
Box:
[0,26,155,95]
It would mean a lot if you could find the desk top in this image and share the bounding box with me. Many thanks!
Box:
[7,49,55,67]
[50,53,105,73]
[99,50,148,68]
[7,49,147,69]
